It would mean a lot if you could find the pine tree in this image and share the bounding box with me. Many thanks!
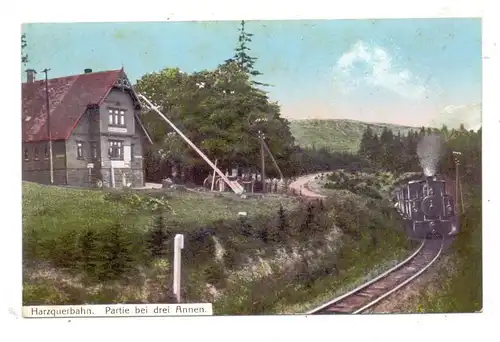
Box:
[358,126,374,158]
[370,134,382,166]
[101,223,134,280]
[380,127,395,170]
[78,229,98,278]
[318,199,325,212]
[148,215,170,258]
[300,202,316,233]
[276,203,289,241]
[21,33,28,66]
[441,125,449,139]
[226,20,269,86]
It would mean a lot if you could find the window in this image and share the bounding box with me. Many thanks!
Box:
[108,108,126,127]
[130,144,135,161]
[90,142,98,160]
[77,141,84,159]
[44,143,49,159]
[24,148,29,161]
[33,146,39,160]
[109,140,123,160]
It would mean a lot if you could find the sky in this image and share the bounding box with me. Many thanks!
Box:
[21,19,482,127]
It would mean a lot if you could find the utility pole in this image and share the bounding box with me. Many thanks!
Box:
[259,130,266,193]
[452,151,463,213]
[41,68,54,185]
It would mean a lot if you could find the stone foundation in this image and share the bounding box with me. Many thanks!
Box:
[66,168,98,187]
[22,169,67,185]
[101,168,144,188]
[22,168,144,188]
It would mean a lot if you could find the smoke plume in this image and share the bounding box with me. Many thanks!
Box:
[417,133,444,177]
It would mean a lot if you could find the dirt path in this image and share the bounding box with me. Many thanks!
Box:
[288,173,327,198]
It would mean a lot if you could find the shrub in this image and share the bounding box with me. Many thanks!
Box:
[202,262,227,288]
[78,229,99,278]
[23,281,70,305]
[147,215,171,258]
[276,203,290,242]
[95,223,135,281]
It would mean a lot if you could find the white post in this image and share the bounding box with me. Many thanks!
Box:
[211,159,218,192]
[110,164,115,188]
[173,234,184,303]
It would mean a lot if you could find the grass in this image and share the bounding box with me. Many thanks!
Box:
[275,250,411,314]
[23,182,298,230]
[159,191,298,225]
[322,170,396,198]
[23,182,134,232]
[23,172,416,314]
[406,188,482,313]
[289,119,416,152]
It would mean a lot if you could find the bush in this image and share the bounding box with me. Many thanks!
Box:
[147,215,172,258]
[92,223,136,281]
[23,281,70,305]
[202,262,227,287]
[275,203,290,242]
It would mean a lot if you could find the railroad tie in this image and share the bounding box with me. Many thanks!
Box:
[356,292,373,298]
[325,307,353,314]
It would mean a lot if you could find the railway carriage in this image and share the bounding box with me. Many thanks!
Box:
[393,175,459,239]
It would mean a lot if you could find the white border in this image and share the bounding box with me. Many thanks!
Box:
[3,1,499,341]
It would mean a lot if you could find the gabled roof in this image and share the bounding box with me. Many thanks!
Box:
[22,68,152,143]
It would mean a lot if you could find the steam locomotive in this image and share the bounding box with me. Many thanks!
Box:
[393,175,459,239]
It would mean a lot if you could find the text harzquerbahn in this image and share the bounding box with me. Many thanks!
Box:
[23,304,213,318]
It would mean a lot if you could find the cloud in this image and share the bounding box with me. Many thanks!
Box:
[333,41,428,100]
[430,103,482,131]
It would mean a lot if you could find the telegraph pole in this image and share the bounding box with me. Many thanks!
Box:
[452,151,463,213]
[41,68,54,184]
[259,130,266,193]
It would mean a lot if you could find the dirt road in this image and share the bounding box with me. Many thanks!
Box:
[288,173,327,198]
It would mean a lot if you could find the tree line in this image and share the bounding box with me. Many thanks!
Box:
[358,124,481,187]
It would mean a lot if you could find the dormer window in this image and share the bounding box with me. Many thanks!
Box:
[115,78,131,89]
[108,108,126,127]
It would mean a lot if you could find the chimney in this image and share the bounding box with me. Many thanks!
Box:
[26,69,37,83]
[84,68,92,74]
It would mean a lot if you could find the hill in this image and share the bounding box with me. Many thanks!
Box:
[289,119,416,153]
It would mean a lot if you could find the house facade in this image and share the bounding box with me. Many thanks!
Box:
[22,68,153,188]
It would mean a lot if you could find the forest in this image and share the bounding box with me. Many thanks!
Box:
[358,124,481,188]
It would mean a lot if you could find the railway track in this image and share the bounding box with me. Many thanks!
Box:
[308,237,444,314]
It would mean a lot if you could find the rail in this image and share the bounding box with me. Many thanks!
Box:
[307,238,444,314]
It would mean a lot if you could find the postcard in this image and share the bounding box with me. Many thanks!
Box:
[10,6,495,340]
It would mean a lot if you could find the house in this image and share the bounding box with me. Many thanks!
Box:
[22,68,153,188]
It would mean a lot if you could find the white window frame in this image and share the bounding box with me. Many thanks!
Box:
[76,141,84,159]
[108,140,124,160]
[108,108,126,127]
[90,141,98,160]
